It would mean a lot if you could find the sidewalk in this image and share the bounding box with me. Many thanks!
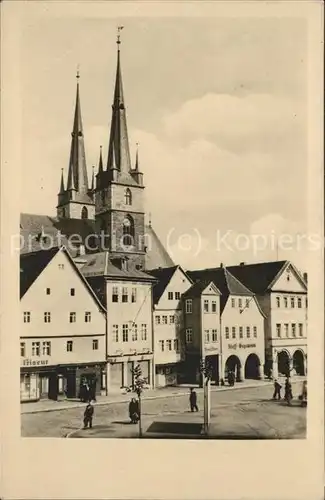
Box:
[21,376,304,415]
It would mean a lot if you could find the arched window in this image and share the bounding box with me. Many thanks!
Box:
[122,216,134,247]
[124,188,132,206]
[81,206,88,219]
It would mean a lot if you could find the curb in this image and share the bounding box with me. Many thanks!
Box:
[21,379,287,415]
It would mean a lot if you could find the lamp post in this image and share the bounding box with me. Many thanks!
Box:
[199,359,213,436]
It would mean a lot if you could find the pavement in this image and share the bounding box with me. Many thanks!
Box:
[21,378,306,439]
[21,376,302,415]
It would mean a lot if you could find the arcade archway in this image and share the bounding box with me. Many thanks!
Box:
[225,355,242,382]
[277,350,290,377]
[293,350,305,376]
[244,353,261,379]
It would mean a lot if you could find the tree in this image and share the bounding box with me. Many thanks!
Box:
[130,363,146,437]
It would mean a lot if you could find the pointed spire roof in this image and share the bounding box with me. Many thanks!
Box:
[98,145,103,174]
[66,71,90,198]
[91,166,95,191]
[134,142,139,171]
[107,30,131,175]
[59,168,65,194]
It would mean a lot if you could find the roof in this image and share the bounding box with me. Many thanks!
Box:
[20,213,174,270]
[182,280,220,299]
[226,261,289,294]
[20,247,60,298]
[147,265,179,304]
[188,267,253,311]
[80,252,156,281]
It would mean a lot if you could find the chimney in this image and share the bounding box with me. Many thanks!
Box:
[220,263,223,268]
[303,272,308,283]
[78,244,86,256]
[240,262,245,266]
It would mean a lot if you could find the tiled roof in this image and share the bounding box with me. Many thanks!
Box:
[226,261,288,294]
[20,247,60,298]
[85,276,107,308]
[147,266,179,304]
[145,226,175,270]
[80,252,156,281]
[182,280,220,299]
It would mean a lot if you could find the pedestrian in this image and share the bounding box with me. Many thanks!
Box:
[268,368,273,381]
[299,380,307,407]
[129,398,139,424]
[272,379,282,400]
[189,388,199,412]
[83,402,94,429]
[284,377,293,405]
[228,370,235,387]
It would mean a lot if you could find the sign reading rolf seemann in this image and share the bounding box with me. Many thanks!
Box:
[22,359,49,366]
[228,343,256,350]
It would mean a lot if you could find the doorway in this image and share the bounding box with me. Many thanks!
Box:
[293,350,305,376]
[277,350,290,377]
[244,353,261,379]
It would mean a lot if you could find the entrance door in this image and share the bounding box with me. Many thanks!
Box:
[66,370,76,398]
[48,373,58,400]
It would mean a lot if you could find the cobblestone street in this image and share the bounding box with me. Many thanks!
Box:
[21,381,306,439]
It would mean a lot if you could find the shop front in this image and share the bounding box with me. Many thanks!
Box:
[106,353,154,390]
[155,364,179,387]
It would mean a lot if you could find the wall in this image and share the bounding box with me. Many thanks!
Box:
[200,291,221,357]
[58,202,95,221]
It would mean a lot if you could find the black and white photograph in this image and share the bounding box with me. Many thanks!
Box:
[1,1,323,499]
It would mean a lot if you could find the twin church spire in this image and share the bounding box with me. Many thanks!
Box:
[58,28,142,217]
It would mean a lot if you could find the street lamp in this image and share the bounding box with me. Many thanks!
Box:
[199,359,213,436]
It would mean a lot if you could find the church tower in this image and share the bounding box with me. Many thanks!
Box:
[95,30,146,270]
[57,72,95,220]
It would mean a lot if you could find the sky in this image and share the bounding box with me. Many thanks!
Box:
[20,15,310,271]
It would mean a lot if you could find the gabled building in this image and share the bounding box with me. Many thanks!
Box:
[227,261,308,378]
[181,280,221,385]
[148,266,193,386]
[81,253,156,389]
[20,247,106,402]
[188,266,266,382]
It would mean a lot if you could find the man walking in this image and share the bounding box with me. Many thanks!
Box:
[272,379,282,400]
[189,388,199,412]
[83,402,94,429]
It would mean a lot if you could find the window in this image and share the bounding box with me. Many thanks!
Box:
[238,298,242,309]
[204,300,209,313]
[70,288,75,296]
[113,325,119,342]
[132,324,138,341]
[212,301,217,313]
[305,297,308,308]
[58,264,64,270]
[246,326,250,338]
[185,299,192,314]
[42,341,51,356]
[298,297,302,308]
[122,287,128,303]
[292,323,296,337]
[131,288,137,303]
[122,216,134,247]
[276,324,281,338]
[162,316,168,325]
[23,312,31,323]
[225,327,230,339]
[174,339,179,352]
[155,315,161,325]
[20,342,25,357]
[66,340,73,352]
[253,326,257,338]
[284,323,289,337]
[284,297,288,308]
[81,206,88,219]
[299,323,303,337]
[32,342,40,356]
[232,327,236,339]
[141,324,147,341]
[112,286,119,302]
[276,296,280,308]
[167,340,172,351]
[175,292,181,300]
[46,288,51,295]
[169,315,175,324]
[69,312,76,323]
[290,297,295,308]
[186,328,192,343]
[124,188,132,206]
[205,330,210,343]
[44,312,51,323]
[231,298,235,308]
[122,324,129,342]
[246,298,250,308]
[168,292,174,300]
[92,339,98,350]
[212,329,217,342]
[159,340,165,352]
[239,326,243,339]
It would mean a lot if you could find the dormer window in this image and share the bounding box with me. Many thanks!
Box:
[124,188,132,206]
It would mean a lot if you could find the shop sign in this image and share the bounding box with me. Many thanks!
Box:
[22,358,49,367]
[228,343,256,350]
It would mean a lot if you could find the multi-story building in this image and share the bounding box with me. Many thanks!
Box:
[20,246,107,402]
[81,253,156,389]
[189,266,265,382]
[148,266,193,386]
[228,261,308,378]
[181,280,221,385]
